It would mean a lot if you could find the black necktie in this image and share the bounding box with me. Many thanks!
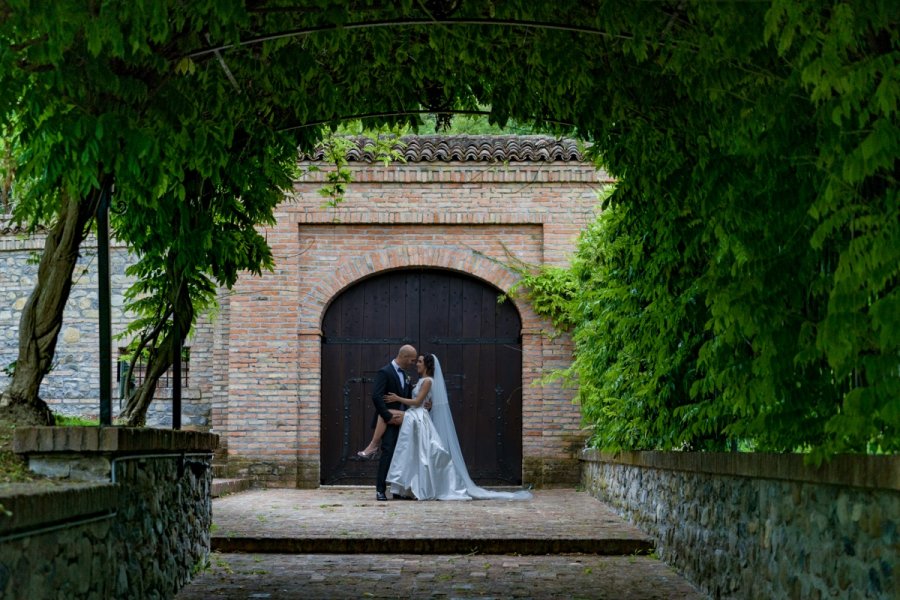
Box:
[397,368,406,390]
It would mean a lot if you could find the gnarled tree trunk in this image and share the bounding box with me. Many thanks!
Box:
[0,190,100,424]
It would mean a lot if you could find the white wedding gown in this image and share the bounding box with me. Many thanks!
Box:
[386,357,532,501]
[386,378,470,500]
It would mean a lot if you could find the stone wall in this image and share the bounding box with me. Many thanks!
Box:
[0,230,215,429]
[0,428,216,599]
[581,450,899,600]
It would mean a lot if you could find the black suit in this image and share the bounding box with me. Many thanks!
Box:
[372,362,410,494]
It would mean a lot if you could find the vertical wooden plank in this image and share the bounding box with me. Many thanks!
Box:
[475,284,498,478]
[320,294,341,482]
[419,269,444,360]
[496,294,523,483]
[458,277,482,471]
[444,273,465,400]
[344,282,369,480]
[387,270,405,340]
[406,270,421,354]
[440,273,464,476]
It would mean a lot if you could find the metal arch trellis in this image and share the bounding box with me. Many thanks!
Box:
[96,15,612,429]
[277,109,579,133]
[184,18,636,60]
[188,18,623,134]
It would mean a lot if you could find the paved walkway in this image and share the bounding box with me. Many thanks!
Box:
[177,487,707,599]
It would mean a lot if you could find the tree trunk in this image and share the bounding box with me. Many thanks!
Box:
[119,276,194,427]
[0,190,100,424]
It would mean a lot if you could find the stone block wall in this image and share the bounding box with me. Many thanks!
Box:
[0,230,215,429]
[0,428,216,599]
[581,450,899,599]
[0,484,118,599]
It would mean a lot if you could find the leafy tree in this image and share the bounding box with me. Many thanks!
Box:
[115,130,298,425]
[1,0,590,424]
[0,2,303,423]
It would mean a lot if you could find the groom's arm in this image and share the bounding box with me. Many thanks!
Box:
[371,369,392,423]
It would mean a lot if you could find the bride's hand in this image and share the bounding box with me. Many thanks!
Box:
[384,392,401,403]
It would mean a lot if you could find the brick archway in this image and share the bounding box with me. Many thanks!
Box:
[219,140,598,488]
[298,246,538,334]
[293,245,546,487]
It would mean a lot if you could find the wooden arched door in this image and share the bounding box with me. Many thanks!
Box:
[320,269,523,485]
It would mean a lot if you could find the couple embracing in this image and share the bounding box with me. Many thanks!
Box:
[370,344,531,502]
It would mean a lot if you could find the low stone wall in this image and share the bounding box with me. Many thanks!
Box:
[581,450,899,600]
[0,427,217,599]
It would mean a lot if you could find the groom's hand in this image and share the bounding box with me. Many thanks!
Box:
[388,410,404,426]
[424,399,432,410]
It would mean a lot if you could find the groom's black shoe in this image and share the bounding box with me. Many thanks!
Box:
[392,494,414,500]
[376,491,388,501]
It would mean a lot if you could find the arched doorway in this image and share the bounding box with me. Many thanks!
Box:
[320,268,523,485]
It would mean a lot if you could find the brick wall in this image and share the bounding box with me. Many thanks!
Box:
[219,156,607,487]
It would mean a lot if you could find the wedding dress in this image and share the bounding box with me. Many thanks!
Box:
[386,356,532,501]
[386,376,470,500]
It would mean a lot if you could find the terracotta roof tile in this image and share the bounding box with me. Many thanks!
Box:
[304,135,586,163]
[1,215,20,235]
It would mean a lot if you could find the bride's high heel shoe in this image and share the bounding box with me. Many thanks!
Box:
[357,448,379,459]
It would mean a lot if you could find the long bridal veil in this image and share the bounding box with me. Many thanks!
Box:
[429,356,532,500]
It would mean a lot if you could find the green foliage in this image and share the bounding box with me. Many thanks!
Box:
[415,112,537,135]
[512,1,898,459]
[315,127,408,211]
[502,249,579,333]
[0,1,895,455]
[54,414,99,426]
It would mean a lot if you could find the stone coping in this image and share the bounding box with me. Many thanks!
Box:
[581,449,900,492]
[0,482,117,535]
[13,426,219,455]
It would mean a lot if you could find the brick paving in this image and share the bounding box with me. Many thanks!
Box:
[176,487,707,599]
[210,487,653,555]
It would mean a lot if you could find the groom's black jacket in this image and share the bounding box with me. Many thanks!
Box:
[372,363,410,425]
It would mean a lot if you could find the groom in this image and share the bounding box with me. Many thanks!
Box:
[372,344,418,501]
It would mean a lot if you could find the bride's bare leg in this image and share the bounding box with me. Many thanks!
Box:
[358,418,386,457]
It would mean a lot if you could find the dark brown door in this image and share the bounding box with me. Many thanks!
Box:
[320,269,523,485]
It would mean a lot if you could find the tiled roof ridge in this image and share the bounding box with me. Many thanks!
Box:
[303,135,587,163]
[2,136,590,233]
[0,219,39,235]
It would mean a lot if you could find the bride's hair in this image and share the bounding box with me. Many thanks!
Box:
[422,354,436,376]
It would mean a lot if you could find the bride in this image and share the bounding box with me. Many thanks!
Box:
[385,354,532,501]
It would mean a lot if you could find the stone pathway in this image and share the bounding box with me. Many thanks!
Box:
[176,487,707,599]
[210,487,653,555]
